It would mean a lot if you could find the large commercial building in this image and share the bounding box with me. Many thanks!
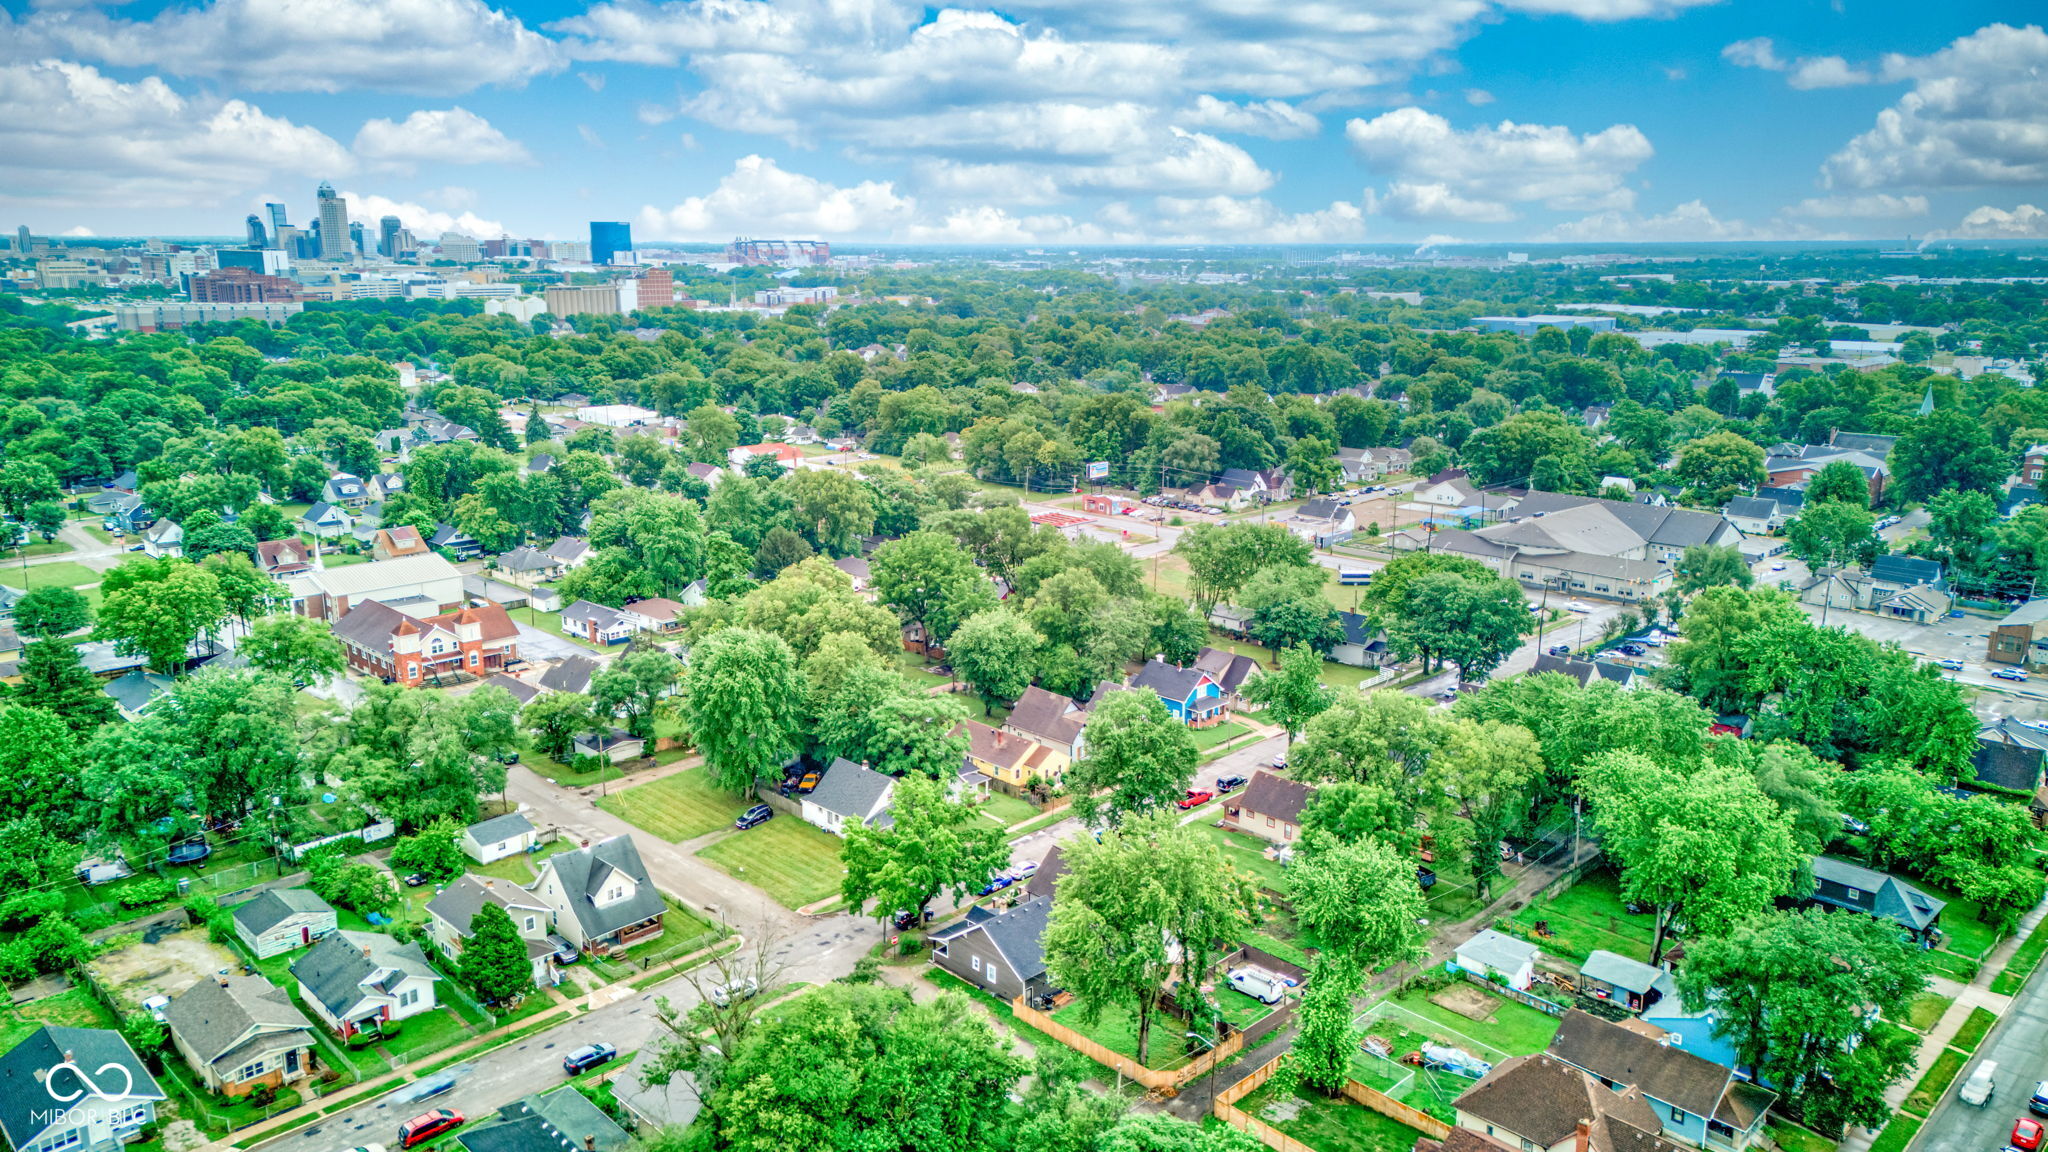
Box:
[189,266,301,303]
[245,214,268,249]
[1472,315,1617,337]
[635,269,673,310]
[727,238,831,266]
[114,301,304,331]
[315,182,350,260]
[590,221,632,265]
[215,248,291,276]
[438,233,481,262]
[544,284,623,317]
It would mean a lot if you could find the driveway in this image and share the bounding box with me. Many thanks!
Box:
[513,622,600,665]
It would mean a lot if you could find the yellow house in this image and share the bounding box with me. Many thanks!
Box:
[957,720,1067,793]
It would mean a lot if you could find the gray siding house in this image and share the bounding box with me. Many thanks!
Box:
[929,896,1054,1002]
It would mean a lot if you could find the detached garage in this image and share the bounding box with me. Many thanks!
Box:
[232,889,338,959]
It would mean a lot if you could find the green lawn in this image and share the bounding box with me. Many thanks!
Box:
[0,560,101,589]
[470,839,572,883]
[1237,1078,1423,1152]
[1916,879,2004,959]
[1507,869,1655,964]
[519,607,607,652]
[1768,1121,1838,1152]
[1201,825,1290,892]
[376,1007,476,1062]
[78,523,115,545]
[14,539,74,558]
[1921,950,1979,982]
[1378,985,1562,1057]
[976,790,1040,828]
[0,988,118,1053]
[1200,628,1380,693]
[1994,913,2048,994]
[1901,991,1953,1032]
[1952,1006,1997,1052]
[695,816,845,909]
[1050,999,1204,1070]
[1189,721,1252,751]
[598,766,748,842]
[1902,1046,1966,1116]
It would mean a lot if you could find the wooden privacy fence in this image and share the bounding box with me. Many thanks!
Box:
[1010,996,1244,1091]
[1454,969,1568,1017]
[1214,1053,1453,1152]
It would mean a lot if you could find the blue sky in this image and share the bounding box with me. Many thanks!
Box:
[1,0,2043,244]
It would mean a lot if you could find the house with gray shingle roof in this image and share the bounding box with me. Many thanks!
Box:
[0,1026,165,1152]
[102,669,175,720]
[426,876,563,988]
[457,1085,631,1152]
[162,973,315,1098]
[928,896,1054,1002]
[561,600,633,645]
[463,812,538,864]
[231,889,336,959]
[289,931,441,1040]
[529,836,666,952]
[800,758,896,836]
[537,654,601,695]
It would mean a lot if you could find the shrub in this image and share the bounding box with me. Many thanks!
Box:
[118,876,177,909]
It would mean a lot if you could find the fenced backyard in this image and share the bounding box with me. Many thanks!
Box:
[1352,998,1519,1123]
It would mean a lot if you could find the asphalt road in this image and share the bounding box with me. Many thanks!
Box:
[255,916,877,1152]
[1915,978,2048,1152]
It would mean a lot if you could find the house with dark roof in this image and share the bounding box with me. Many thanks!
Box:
[1025,844,1066,902]
[562,600,633,645]
[323,474,370,510]
[1532,652,1643,690]
[1287,497,1357,544]
[800,758,896,835]
[1806,857,1945,943]
[1973,732,2045,793]
[1545,1010,1776,1151]
[958,720,1062,794]
[537,654,600,695]
[1003,685,1087,763]
[832,555,872,592]
[231,889,336,959]
[1192,646,1262,708]
[456,1086,630,1152]
[1451,1050,1695,1152]
[141,517,184,559]
[463,812,538,864]
[574,728,647,763]
[290,931,441,1039]
[1721,495,1793,537]
[426,876,563,988]
[1869,553,1944,594]
[1128,657,1224,725]
[528,836,665,953]
[1331,612,1391,668]
[298,501,354,539]
[1223,771,1315,847]
[929,896,1055,1002]
[256,537,315,576]
[332,599,519,686]
[1989,600,2048,667]
[161,973,316,1098]
[496,544,564,586]
[480,673,541,707]
[102,669,175,720]
[428,522,483,560]
[0,1026,165,1152]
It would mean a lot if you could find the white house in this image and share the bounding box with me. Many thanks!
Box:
[289,931,441,1040]
[1453,928,1540,991]
[562,600,635,645]
[462,812,538,865]
[298,501,355,540]
[574,728,647,763]
[141,518,184,559]
[231,889,338,959]
[800,758,896,836]
[0,1027,165,1152]
[528,836,666,953]
[425,876,563,988]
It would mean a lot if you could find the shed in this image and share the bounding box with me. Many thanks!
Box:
[231,889,338,960]
[462,812,538,865]
[1578,949,1673,1012]
[1453,929,1539,990]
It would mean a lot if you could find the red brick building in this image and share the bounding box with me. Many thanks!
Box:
[331,599,519,685]
[636,269,674,310]
[190,266,302,303]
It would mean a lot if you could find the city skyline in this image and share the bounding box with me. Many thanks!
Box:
[0,0,2042,245]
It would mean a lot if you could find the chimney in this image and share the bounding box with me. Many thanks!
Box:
[1574,1119,1592,1152]
[585,1138,597,1152]
[62,1049,75,1065]
[362,944,374,959]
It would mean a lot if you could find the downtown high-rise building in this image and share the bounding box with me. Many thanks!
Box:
[266,202,288,231]
[378,216,403,258]
[245,214,268,249]
[590,221,631,265]
[14,225,28,253]
[316,182,349,260]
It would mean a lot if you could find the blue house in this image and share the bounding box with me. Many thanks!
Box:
[1549,1010,1776,1152]
[1640,999,1744,1077]
[1126,658,1225,725]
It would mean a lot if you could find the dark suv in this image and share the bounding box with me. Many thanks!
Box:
[734,804,773,830]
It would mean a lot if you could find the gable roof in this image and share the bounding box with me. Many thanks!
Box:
[426,875,549,937]
[1500,491,1735,552]
[1455,1052,1676,1152]
[1297,496,1348,521]
[481,673,541,707]
[1722,496,1779,520]
[1130,657,1214,703]
[290,931,438,1020]
[103,668,175,716]
[942,895,1052,982]
[256,537,314,571]
[1870,553,1941,586]
[1548,1009,1735,1119]
[467,811,536,845]
[806,757,895,823]
[538,655,601,695]
[459,1087,631,1152]
[1193,646,1262,694]
[161,974,310,1066]
[562,600,626,629]
[1581,950,1668,995]
[0,1027,164,1146]
[302,552,461,598]
[376,525,428,554]
[1006,686,1085,748]
[231,888,333,937]
[622,597,686,623]
[1457,928,1539,973]
[1025,844,1066,901]
[956,721,1052,774]
[1237,771,1314,824]
[545,537,590,563]
[1809,856,1945,930]
[302,501,350,525]
[539,836,665,939]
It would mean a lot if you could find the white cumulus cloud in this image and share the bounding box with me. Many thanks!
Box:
[1496,0,1721,17]
[353,107,532,170]
[1822,23,2048,190]
[12,0,562,94]
[1346,107,1652,221]
[1953,203,2048,238]
[1782,193,1928,219]
[1544,200,1758,241]
[637,155,917,239]
[339,190,505,239]
[1177,95,1319,139]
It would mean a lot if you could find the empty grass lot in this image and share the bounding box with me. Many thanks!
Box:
[599,766,749,842]
[1202,824,1290,893]
[976,790,1039,828]
[1901,991,1953,1032]
[1508,869,1655,964]
[0,560,100,590]
[1051,999,1203,1070]
[1237,1079,1421,1152]
[695,815,845,909]
[1377,985,1562,1057]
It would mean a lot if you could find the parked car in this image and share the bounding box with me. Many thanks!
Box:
[1995,668,2031,682]
[795,772,821,793]
[709,978,759,1007]
[734,804,773,830]
[1936,658,1966,671]
[1178,790,1216,810]
[402,872,430,887]
[2014,1118,2044,1151]
[977,874,1015,897]
[398,1110,465,1149]
[562,1042,618,1074]
[1226,968,1285,1004]
[1546,645,1572,656]
[1011,860,1040,879]
[2029,1079,2048,1116]
[892,909,934,930]
[1215,775,1248,793]
[1617,644,1645,657]
[1270,754,1287,769]
[126,543,145,552]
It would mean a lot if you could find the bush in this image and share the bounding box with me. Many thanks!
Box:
[0,889,65,931]
[117,876,177,909]
[571,753,611,775]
